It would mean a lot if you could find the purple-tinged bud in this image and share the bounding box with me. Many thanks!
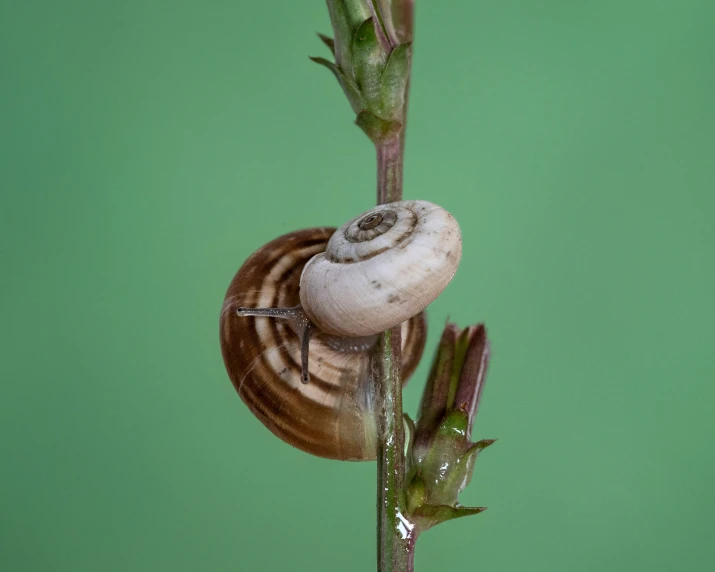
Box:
[413,324,490,461]
[405,322,495,532]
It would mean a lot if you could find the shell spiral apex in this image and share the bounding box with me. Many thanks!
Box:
[300,200,461,337]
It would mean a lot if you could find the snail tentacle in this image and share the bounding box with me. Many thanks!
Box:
[300,321,314,385]
[236,305,314,384]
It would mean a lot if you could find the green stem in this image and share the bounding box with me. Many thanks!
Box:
[375,328,412,572]
[375,131,414,572]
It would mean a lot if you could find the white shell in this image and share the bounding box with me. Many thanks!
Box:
[300,200,462,337]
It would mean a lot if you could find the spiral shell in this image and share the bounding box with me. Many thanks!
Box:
[300,200,461,337]
[219,228,427,460]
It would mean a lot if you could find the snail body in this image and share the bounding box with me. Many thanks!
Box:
[219,200,461,460]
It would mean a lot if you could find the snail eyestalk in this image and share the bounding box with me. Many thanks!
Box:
[235,307,302,320]
[235,305,314,384]
[300,322,314,384]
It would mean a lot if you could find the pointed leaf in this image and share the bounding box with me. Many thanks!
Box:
[317,33,335,55]
[378,43,411,122]
[412,504,487,531]
[310,56,366,114]
[418,409,472,505]
[352,18,389,109]
[442,440,481,501]
[472,438,497,452]
[309,55,339,74]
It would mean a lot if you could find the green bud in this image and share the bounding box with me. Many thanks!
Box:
[405,322,496,531]
[313,2,412,141]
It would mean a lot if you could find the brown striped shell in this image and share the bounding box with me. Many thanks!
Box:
[219,227,427,460]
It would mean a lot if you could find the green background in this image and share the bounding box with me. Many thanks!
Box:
[2,1,714,570]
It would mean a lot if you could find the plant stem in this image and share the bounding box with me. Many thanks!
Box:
[376,136,404,204]
[374,131,415,572]
[374,328,408,572]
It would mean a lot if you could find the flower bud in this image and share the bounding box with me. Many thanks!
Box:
[312,1,414,142]
[405,323,495,531]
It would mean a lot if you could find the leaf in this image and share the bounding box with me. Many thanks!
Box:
[317,33,335,55]
[309,56,340,76]
[378,43,411,119]
[412,504,487,531]
[310,57,366,114]
[442,440,482,500]
[351,18,389,109]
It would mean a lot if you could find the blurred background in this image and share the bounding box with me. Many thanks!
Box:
[2,1,714,571]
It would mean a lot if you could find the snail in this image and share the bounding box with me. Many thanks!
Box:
[219,200,461,460]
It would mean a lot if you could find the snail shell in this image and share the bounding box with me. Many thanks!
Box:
[220,228,427,461]
[300,200,462,337]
